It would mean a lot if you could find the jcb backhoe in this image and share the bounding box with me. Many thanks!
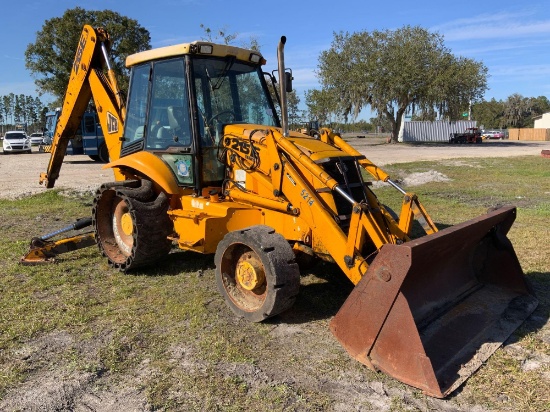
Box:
[23,25,537,398]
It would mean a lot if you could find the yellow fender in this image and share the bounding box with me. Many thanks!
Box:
[103,151,181,194]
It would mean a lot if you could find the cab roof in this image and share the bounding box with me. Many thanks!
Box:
[126,41,266,68]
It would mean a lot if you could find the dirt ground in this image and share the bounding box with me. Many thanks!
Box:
[0,138,549,411]
[0,138,548,199]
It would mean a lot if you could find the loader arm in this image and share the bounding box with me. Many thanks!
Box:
[319,128,438,235]
[262,127,436,280]
[233,127,405,285]
[40,25,126,188]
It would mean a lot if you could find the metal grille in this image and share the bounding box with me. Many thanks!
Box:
[120,139,144,157]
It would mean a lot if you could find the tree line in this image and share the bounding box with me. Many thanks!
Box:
[0,94,46,134]
[292,92,550,133]
[471,94,550,129]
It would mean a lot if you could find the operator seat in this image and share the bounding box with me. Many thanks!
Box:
[167,106,190,145]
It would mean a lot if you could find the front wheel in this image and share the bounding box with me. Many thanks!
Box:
[215,225,300,322]
[93,179,173,271]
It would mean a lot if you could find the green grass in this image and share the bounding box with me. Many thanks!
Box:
[0,156,549,411]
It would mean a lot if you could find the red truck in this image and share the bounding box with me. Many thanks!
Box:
[449,127,482,144]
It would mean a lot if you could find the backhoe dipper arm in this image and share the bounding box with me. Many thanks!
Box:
[40,25,125,188]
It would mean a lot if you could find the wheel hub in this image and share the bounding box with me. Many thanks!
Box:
[120,212,133,236]
[236,256,265,291]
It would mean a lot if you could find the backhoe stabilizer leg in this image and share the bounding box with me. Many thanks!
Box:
[20,232,96,265]
[330,206,538,398]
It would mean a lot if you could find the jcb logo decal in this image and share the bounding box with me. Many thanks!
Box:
[73,32,88,75]
[106,112,118,134]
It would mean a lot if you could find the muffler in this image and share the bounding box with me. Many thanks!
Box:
[330,206,538,398]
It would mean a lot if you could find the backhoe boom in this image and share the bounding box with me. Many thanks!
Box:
[40,25,125,188]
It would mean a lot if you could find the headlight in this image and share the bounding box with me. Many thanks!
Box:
[199,44,213,54]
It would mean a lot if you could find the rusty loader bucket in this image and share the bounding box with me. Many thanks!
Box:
[330,206,538,398]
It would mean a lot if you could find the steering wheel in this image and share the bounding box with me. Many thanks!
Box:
[208,110,237,124]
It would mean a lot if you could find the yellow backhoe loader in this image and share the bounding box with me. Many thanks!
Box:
[22,25,537,398]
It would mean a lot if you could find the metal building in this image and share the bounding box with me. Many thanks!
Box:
[398,120,477,142]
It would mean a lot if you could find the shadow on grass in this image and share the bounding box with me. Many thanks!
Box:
[127,249,216,278]
[124,237,547,343]
[271,261,355,325]
[507,271,550,343]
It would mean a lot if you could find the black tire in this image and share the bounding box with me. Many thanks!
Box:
[88,143,109,162]
[215,225,300,322]
[98,142,109,163]
[93,179,173,271]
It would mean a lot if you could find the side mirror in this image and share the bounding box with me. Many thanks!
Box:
[284,71,293,93]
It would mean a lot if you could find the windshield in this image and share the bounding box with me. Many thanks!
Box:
[192,56,279,145]
[5,133,26,140]
[45,113,59,137]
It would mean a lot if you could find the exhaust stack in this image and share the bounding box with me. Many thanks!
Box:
[277,36,289,137]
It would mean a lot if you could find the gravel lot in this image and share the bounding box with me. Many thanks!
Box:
[0,139,548,199]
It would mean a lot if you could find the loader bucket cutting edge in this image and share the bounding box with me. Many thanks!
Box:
[330,206,538,398]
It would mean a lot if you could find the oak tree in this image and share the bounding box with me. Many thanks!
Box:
[304,88,338,125]
[25,7,151,102]
[317,26,488,142]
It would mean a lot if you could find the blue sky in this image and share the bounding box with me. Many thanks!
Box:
[2,0,549,120]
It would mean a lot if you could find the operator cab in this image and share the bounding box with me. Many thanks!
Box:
[121,42,280,191]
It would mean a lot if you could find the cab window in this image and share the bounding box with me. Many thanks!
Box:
[146,58,191,150]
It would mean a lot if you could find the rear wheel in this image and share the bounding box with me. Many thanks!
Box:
[93,179,173,271]
[215,225,300,322]
[98,142,109,163]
